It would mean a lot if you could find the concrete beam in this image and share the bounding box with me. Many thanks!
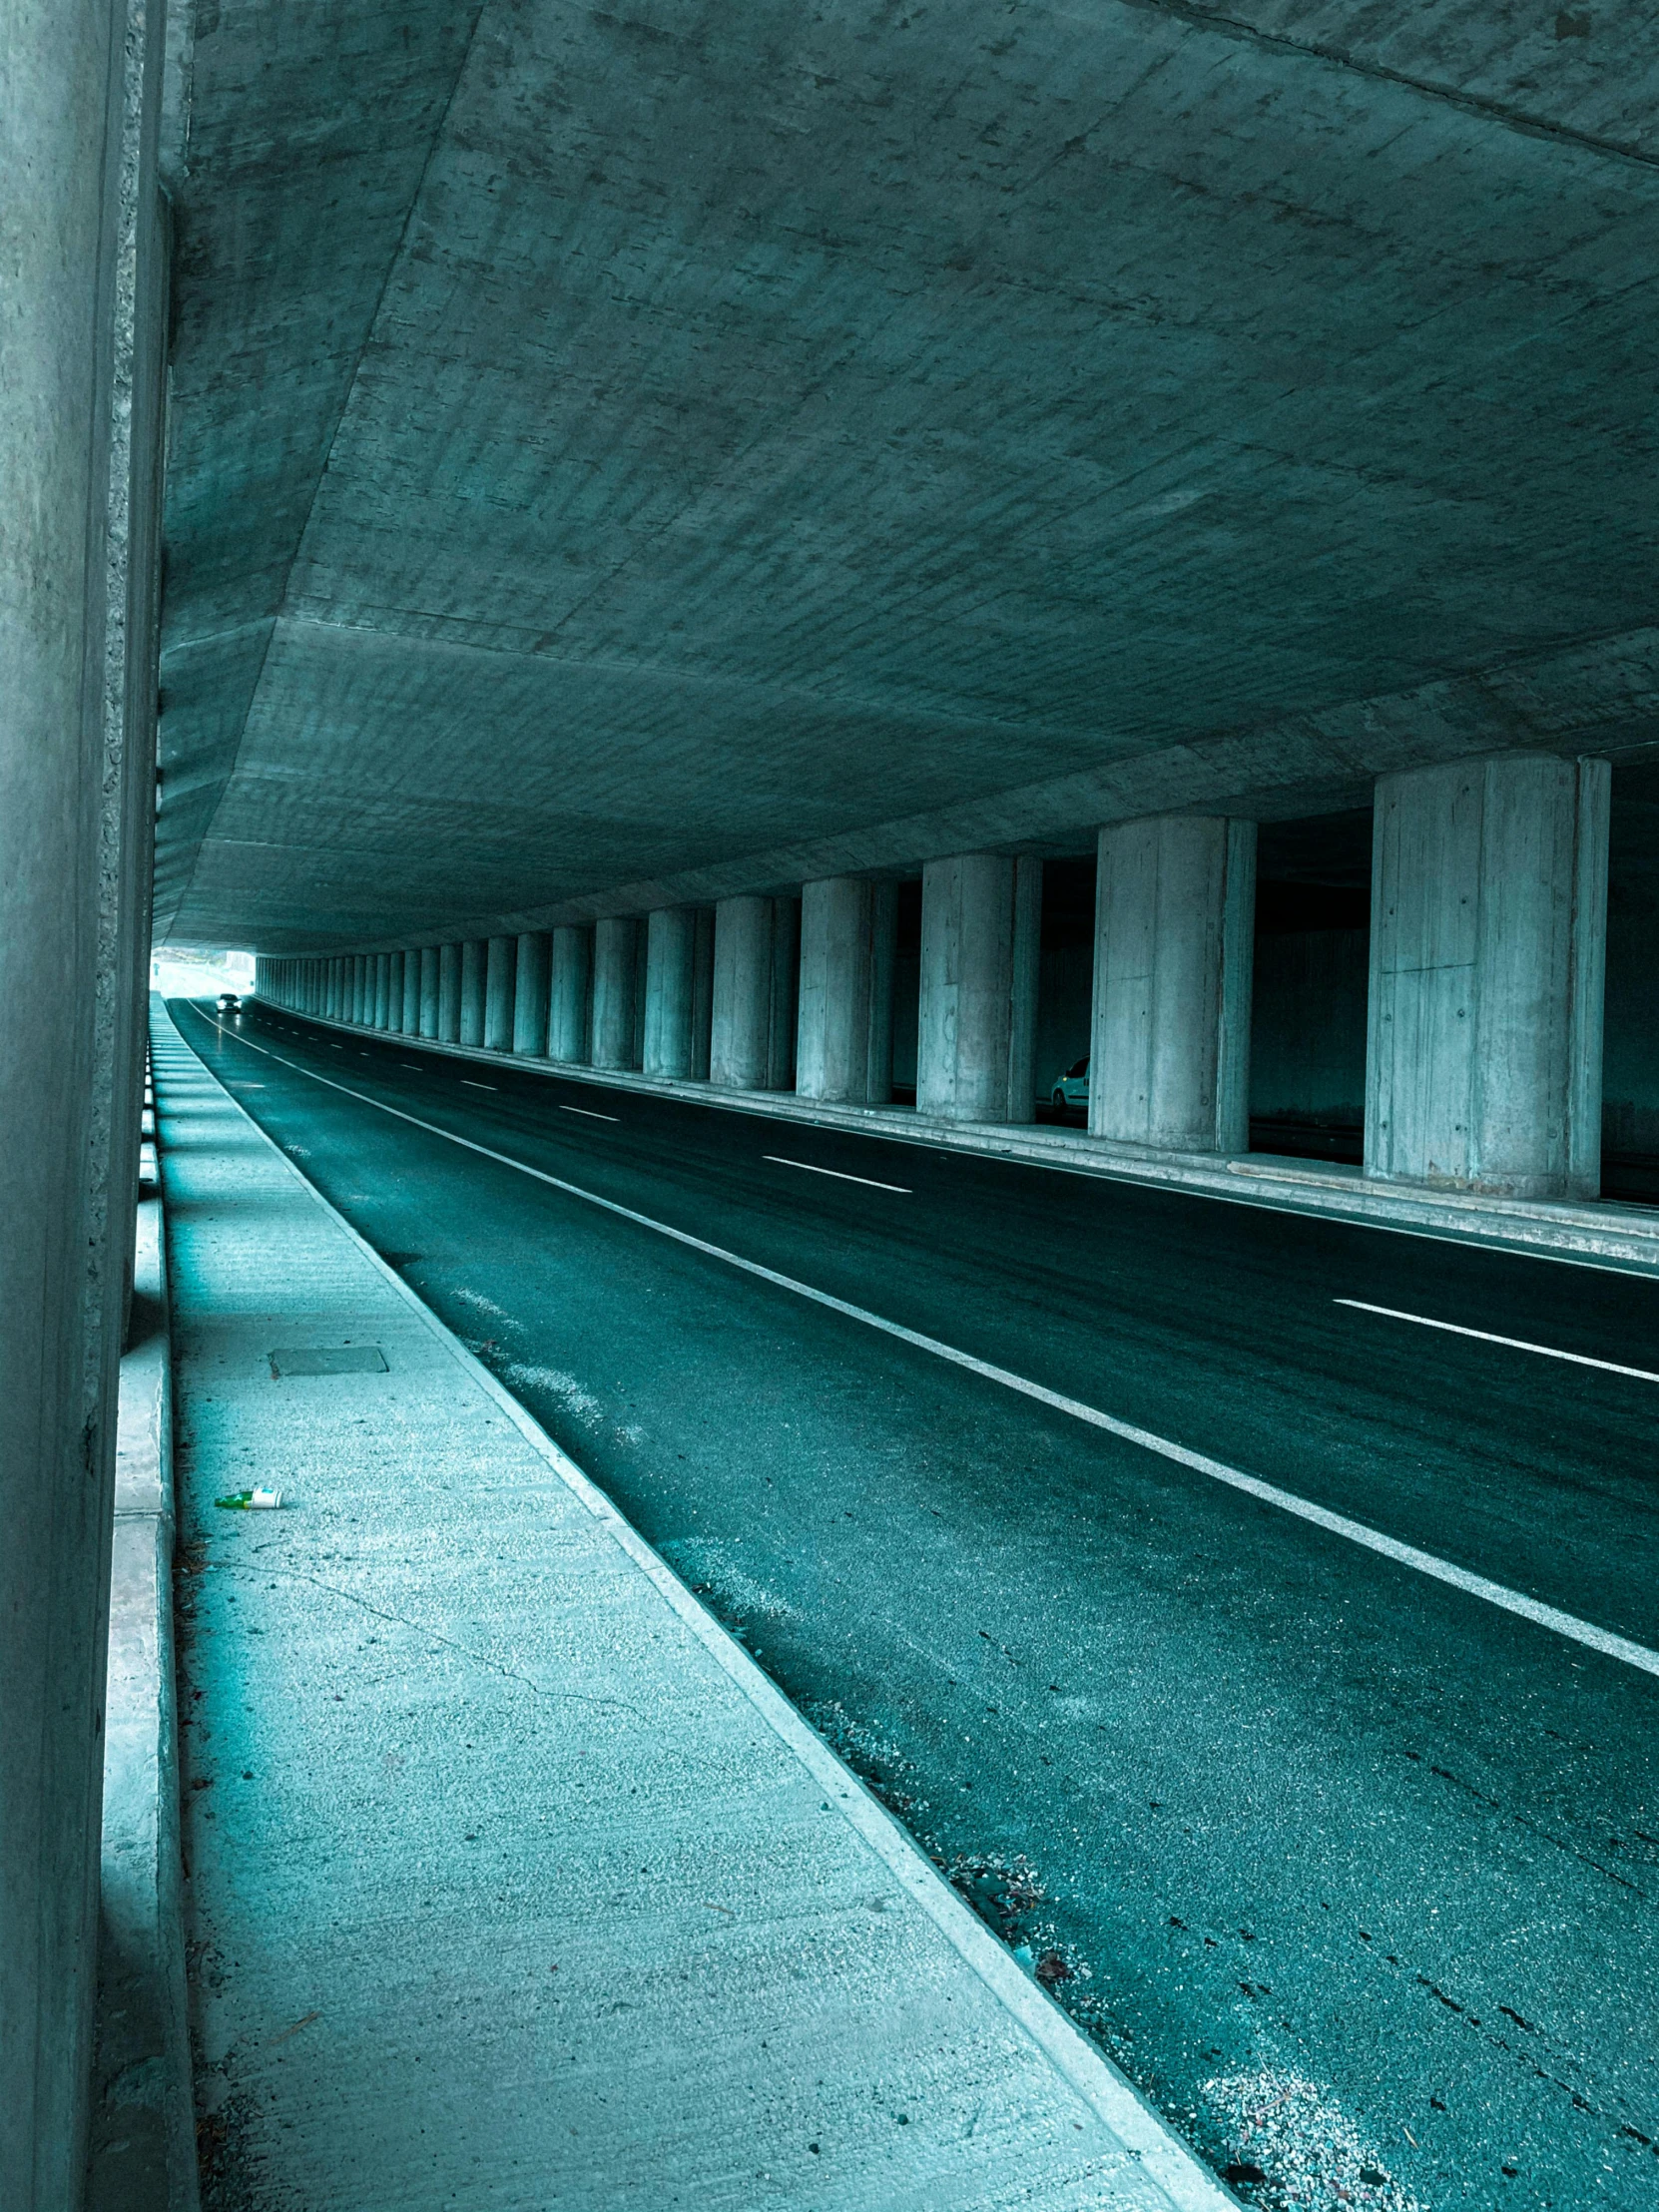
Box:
[797,878,897,1106]
[1367,754,1610,1199]
[916,855,1041,1123]
[710,895,800,1091]
[1090,817,1257,1154]
[1,0,165,2197]
[512,932,550,1056]
[484,934,516,1052]
[592,916,640,1070]
[549,923,592,1063]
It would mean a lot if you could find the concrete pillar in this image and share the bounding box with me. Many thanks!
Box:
[711,895,800,1089]
[644,907,699,1078]
[1090,816,1257,1154]
[691,906,716,1079]
[418,947,440,1039]
[1367,754,1609,1199]
[377,953,396,1030]
[459,940,487,1047]
[484,934,517,1051]
[549,924,592,1062]
[797,877,897,1104]
[345,955,360,1023]
[512,932,551,1056]
[398,949,419,1033]
[917,854,1041,1123]
[1,0,166,2191]
[330,957,345,1020]
[438,943,463,1042]
[592,916,640,1070]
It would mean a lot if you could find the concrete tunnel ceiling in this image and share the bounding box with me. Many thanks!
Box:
[155,1,1659,955]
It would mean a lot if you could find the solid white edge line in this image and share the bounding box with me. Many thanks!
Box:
[187,1005,1659,1686]
[764,1154,912,1194]
[1336,1298,1659,1385]
[163,1000,1231,2210]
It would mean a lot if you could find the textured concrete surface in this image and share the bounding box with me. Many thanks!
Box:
[88,1193,199,2212]
[153,1002,1229,2211]
[182,995,1659,2210]
[154,4,1659,953]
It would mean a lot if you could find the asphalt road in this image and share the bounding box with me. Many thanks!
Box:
[174,998,1659,2212]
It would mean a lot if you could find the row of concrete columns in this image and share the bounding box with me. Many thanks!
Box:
[261,752,1612,1202]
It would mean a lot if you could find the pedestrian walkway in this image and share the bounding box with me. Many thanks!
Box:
[153,1002,1229,2212]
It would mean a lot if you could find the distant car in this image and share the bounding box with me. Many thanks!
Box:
[217,991,241,1013]
[1050,1056,1088,1113]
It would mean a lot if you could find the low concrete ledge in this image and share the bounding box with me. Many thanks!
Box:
[251,1002,1659,1278]
[88,1188,199,2212]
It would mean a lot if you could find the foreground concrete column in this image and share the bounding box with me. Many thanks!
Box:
[459,940,488,1046]
[592,916,641,1069]
[917,854,1041,1122]
[711,895,800,1089]
[398,950,418,1033]
[347,955,363,1024]
[513,932,551,1055]
[549,924,592,1062]
[417,947,439,1038]
[1367,754,1609,1198]
[374,953,393,1030]
[644,908,699,1078]
[1090,816,1257,1153]
[797,877,897,1104]
[1,0,166,2193]
[484,935,517,1051]
[438,943,463,1041]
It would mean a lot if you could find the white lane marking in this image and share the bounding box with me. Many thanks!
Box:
[461,1079,496,1090]
[399,1062,422,1070]
[765,1154,911,1194]
[1336,1300,1659,1385]
[188,1010,1659,1683]
[328,1044,342,1050]
[559,1103,619,1122]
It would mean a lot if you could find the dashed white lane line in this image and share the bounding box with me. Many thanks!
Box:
[765,1154,911,1194]
[189,1009,1659,1684]
[559,1103,619,1122]
[1337,1299,1659,1385]
[461,1079,496,1090]
[400,1062,422,1070]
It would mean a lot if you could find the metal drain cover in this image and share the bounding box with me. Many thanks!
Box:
[268,1345,387,1378]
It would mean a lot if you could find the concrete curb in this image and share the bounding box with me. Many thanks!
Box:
[87,1121,200,2212]
[264,1000,1659,1279]
[170,997,1238,2211]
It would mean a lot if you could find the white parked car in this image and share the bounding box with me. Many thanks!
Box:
[1050,1056,1089,1112]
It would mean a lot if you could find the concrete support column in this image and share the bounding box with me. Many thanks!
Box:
[916,854,1041,1123]
[348,955,364,1024]
[1090,816,1257,1154]
[796,877,897,1104]
[399,950,419,1034]
[459,940,488,1047]
[371,953,390,1030]
[549,924,592,1062]
[484,935,517,1052]
[1367,754,1609,1199]
[643,908,699,1078]
[438,944,463,1041]
[711,895,801,1089]
[418,948,440,1038]
[592,917,641,1070]
[388,952,407,1031]
[1,0,166,2191]
[512,932,551,1056]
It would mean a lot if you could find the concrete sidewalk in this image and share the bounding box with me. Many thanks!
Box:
[154,1001,1231,2211]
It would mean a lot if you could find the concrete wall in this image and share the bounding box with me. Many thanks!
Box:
[1,0,166,2200]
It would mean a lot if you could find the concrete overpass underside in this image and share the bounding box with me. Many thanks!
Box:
[158,2,1659,955]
